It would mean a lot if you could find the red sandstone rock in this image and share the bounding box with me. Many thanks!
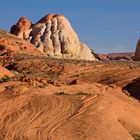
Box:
[11,16,32,39]
[0,65,14,78]
[0,29,44,66]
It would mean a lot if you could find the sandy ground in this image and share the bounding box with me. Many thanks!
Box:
[0,58,140,140]
[1,30,140,140]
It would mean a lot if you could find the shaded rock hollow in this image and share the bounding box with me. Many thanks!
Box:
[11,14,96,61]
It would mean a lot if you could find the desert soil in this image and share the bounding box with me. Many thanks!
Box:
[0,54,140,140]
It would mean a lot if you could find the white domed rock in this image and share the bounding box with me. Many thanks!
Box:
[11,14,96,61]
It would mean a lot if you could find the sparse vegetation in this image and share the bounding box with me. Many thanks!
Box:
[0,75,12,83]
[77,92,91,96]
[129,132,140,140]
[54,92,68,95]
[38,83,48,88]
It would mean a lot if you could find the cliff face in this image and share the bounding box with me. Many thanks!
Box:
[11,14,96,61]
[134,38,140,61]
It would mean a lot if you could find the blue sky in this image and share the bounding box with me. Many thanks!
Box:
[0,0,140,53]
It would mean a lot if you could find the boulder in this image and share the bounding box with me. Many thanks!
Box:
[0,29,44,66]
[10,16,32,40]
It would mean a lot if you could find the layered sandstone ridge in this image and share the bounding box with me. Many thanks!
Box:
[0,29,43,67]
[10,14,96,61]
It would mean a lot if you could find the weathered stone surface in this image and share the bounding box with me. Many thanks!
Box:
[0,29,44,66]
[11,14,96,61]
[0,65,14,78]
[10,16,32,40]
[134,38,140,61]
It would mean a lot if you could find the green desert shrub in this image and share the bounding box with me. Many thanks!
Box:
[129,132,140,140]
[0,76,11,83]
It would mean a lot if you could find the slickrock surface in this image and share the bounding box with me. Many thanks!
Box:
[134,38,140,61]
[11,14,96,60]
[10,16,32,39]
[1,54,140,140]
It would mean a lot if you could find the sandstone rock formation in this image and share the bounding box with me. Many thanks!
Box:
[0,29,44,66]
[0,65,14,79]
[134,38,140,61]
[10,16,32,40]
[11,14,96,61]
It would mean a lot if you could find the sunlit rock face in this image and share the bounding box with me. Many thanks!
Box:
[11,14,96,61]
[134,38,140,61]
[10,16,32,40]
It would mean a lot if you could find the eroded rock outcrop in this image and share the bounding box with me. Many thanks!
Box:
[0,29,43,66]
[0,65,14,79]
[134,38,140,61]
[11,14,96,61]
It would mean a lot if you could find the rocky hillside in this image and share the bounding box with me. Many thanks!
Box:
[11,14,96,61]
[0,29,44,65]
[0,65,14,78]
[1,52,140,140]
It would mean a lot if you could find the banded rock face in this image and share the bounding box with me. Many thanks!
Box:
[134,38,140,61]
[11,14,96,61]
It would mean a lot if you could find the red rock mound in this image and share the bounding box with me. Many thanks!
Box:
[0,29,44,66]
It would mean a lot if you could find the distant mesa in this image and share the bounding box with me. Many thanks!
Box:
[10,14,96,61]
[134,38,140,61]
[98,52,134,61]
